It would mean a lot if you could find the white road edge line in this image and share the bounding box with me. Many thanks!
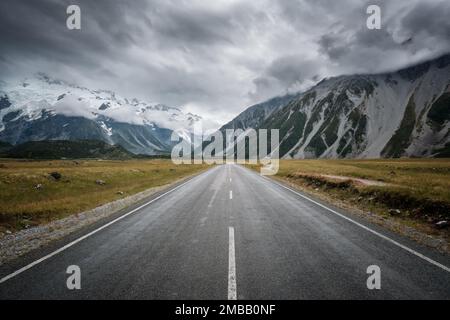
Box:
[229,190,233,200]
[264,176,450,273]
[228,226,237,300]
[0,169,214,284]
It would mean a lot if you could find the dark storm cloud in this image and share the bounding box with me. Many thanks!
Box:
[314,0,450,73]
[267,56,319,87]
[248,55,323,101]
[0,0,449,128]
[401,2,450,40]
[148,5,234,46]
[318,33,351,60]
[0,0,151,74]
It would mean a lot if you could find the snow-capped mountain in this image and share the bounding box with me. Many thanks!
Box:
[220,54,450,159]
[0,73,202,154]
[2,54,449,159]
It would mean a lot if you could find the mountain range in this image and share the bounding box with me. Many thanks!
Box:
[220,54,450,159]
[0,73,201,155]
[0,54,449,159]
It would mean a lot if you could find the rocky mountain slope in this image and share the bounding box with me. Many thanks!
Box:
[221,54,450,159]
[220,93,299,131]
[0,74,201,155]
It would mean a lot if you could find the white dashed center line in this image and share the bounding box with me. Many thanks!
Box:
[228,226,237,300]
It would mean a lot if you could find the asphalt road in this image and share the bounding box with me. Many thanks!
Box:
[0,164,449,299]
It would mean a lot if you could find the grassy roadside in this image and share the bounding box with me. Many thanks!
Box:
[0,159,209,232]
[248,159,450,244]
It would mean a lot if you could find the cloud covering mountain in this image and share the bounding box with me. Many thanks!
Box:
[1,0,449,129]
[221,54,450,159]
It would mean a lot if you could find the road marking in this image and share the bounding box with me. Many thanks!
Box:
[228,226,237,300]
[230,178,232,182]
[0,168,215,284]
[208,188,220,208]
[264,176,450,273]
[229,190,233,200]
[199,216,208,227]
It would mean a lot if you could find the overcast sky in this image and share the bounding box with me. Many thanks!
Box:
[0,0,449,129]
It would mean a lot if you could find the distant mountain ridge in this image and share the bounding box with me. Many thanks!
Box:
[220,93,300,131]
[219,54,450,159]
[2,54,449,159]
[0,140,135,160]
[0,73,201,155]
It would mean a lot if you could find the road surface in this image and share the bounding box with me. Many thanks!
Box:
[0,164,449,299]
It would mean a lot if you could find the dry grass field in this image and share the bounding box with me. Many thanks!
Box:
[249,159,450,232]
[276,158,450,202]
[1,157,449,237]
[0,159,209,231]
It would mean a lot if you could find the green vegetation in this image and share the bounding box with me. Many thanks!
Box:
[278,111,307,156]
[0,141,12,154]
[354,114,367,145]
[258,97,308,157]
[427,92,450,128]
[0,159,209,231]
[335,108,368,157]
[337,131,353,157]
[304,135,327,157]
[0,140,134,160]
[323,116,340,146]
[305,113,341,158]
[382,95,417,158]
[434,142,450,158]
[303,93,333,141]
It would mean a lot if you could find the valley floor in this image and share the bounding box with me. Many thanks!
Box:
[1,164,448,299]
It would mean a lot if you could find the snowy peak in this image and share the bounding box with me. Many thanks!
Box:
[0,73,202,155]
[0,73,200,130]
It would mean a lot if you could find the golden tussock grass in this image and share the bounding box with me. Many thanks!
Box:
[248,158,450,229]
[0,159,209,231]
